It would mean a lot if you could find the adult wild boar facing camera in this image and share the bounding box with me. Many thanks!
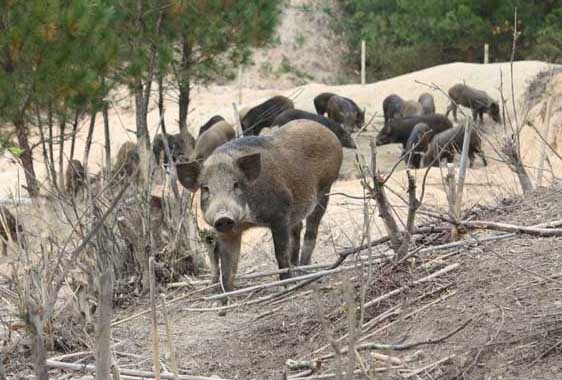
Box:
[176,120,343,296]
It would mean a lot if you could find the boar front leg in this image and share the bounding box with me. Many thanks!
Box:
[216,234,242,295]
[271,222,292,280]
[300,188,331,266]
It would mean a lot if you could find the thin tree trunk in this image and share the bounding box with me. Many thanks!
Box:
[69,109,80,161]
[28,311,48,380]
[0,351,6,380]
[47,104,57,187]
[95,270,114,380]
[158,73,167,135]
[15,117,40,197]
[36,107,53,186]
[178,38,192,137]
[58,115,66,191]
[83,109,98,176]
[103,102,111,172]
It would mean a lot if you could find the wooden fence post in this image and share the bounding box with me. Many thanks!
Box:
[361,40,366,85]
[484,43,489,64]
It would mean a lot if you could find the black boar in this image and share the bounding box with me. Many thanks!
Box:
[422,126,488,167]
[198,115,225,137]
[65,159,86,196]
[190,121,236,162]
[176,120,342,295]
[313,92,336,115]
[0,206,22,256]
[404,123,434,169]
[326,95,365,133]
[418,93,436,115]
[153,132,194,166]
[383,94,405,124]
[446,83,501,123]
[376,114,453,148]
[400,100,423,118]
[271,109,357,149]
[241,95,294,136]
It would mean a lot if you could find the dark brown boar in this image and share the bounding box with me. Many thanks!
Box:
[198,115,225,137]
[271,109,357,149]
[313,92,336,115]
[326,95,365,133]
[383,94,405,124]
[418,93,436,115]
[446,83,501,123]
[404,123,434,168]
[241,95,294,136]
[422,126,488,167]
[153,132,194,166]
[0,206,22,256]
[176,120,342,296]
[65,159,86,196]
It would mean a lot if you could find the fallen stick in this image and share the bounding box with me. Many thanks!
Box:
[460,220,562,237]
[45,360,231,380]
[400,354,455,379]
[289,366,403,380]
[363,263,460,309]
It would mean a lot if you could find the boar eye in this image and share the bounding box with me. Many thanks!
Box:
[201,185,209,193]
[233,181,240,190]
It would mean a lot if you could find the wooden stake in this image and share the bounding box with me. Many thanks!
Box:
[484,43,489,64]
[360,40,366,85]
[161,296,179,380]
[237,66,243,105]
[96,269,114,380]
[149,258,161,380]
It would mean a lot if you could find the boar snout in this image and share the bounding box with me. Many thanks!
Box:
[214,216,236,233]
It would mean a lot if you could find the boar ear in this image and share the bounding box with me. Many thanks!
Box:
[176,161,201,191]
[236,153,261,182]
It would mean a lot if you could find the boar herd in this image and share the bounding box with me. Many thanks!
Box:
[0,83,500,304]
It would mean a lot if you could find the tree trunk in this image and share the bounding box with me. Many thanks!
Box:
[103,102,111,172]
[69,109,80,161]
[157,73,167,135]
[15,117,40,197]
[134,83,150,150]
[58,115,66,191]
[36,108,53,186]
[83,110,98,176]
[47,105,57,187]
[178,38,192,137]
[95,269,114,380]
[29,311,48,380]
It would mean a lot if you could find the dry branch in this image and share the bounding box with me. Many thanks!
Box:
[149,258,161,380]
[460,220,562,237]
[161,296,179,380]
[45,360,230,380]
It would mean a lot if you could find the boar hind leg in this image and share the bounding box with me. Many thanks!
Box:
[290,222,303,266]
[216,235,242,295]
[299,188,331,266]
[271,222,292,280]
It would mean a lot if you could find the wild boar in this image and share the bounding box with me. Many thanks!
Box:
[271,109,357,149]
[0,206,22,256]
[422,126,488,167]
[65,159,86,196]
[198,115,225,137]
[382,94,405,124]
[418,93,436,115]
[176,120,342,295]
[446,83,501,123]
[404,123,434,169]
[400,100,423,118]
[190,121,236,162]
[313,92,336,115]
[326,95,365,133]
[376,114,453,148]
[241,96,294,136]
[153,132,194,166]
